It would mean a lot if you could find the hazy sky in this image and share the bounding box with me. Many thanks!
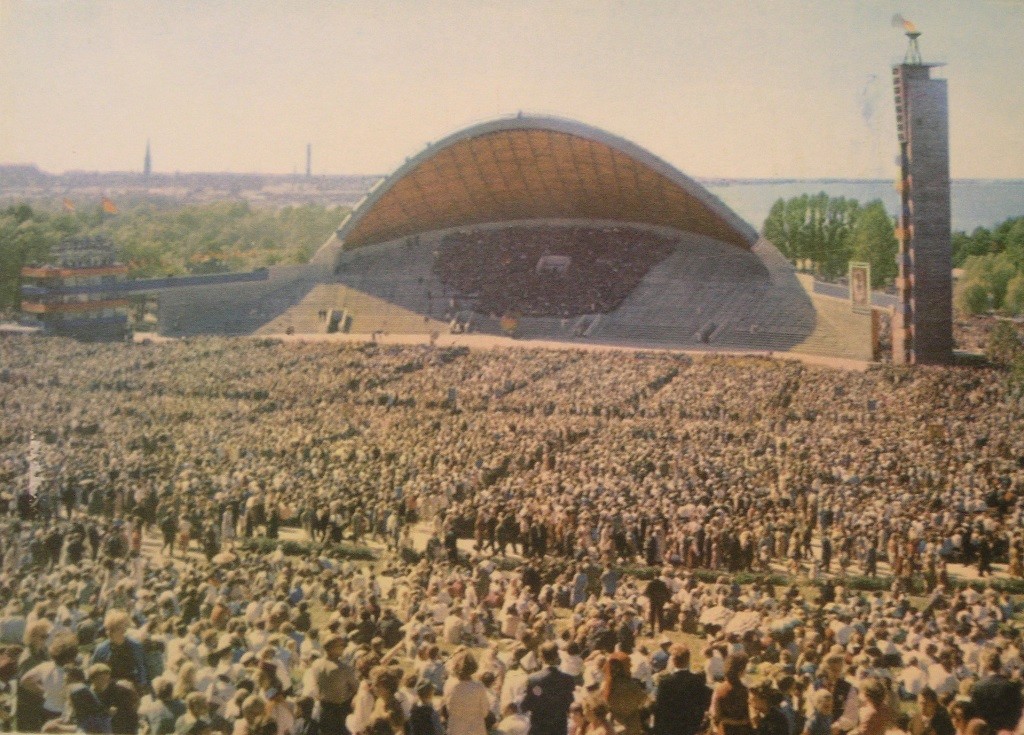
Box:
[1,0,1022,179]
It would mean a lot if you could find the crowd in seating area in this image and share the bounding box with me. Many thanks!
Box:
[433,226,676,317]
[1,334,1024,735]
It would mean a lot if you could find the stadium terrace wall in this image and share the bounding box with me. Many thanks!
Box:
[334,115,758,251]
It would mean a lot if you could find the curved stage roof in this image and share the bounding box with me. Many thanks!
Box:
[336,116,758,250]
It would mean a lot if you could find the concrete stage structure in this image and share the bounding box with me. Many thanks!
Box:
[159,116,874,361]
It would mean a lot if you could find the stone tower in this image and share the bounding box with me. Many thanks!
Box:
[891,30,953,364]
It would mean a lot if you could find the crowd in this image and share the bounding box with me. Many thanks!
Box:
[432,226,676,318]
[1,334,1024,735]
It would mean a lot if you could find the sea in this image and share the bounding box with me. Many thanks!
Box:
[704,179,1024,234]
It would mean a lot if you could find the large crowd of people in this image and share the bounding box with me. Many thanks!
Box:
[1,334,1023,735]
[433,226,676,318]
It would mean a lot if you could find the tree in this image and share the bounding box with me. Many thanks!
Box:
[1001,218,1024,271]
[0,201,349,310]
[848,200,898,288]
[0,209,63,311]
[951,217,1024,271]
[819,195,858,279]
[952,226,993,266]
[990,254,1017,309]
[763,199,789,258]
[783,194,812,267]
[762,193,861,278]
[1005,273,1024,317]
[957,281,990,316]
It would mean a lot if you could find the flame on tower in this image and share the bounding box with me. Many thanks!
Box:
[893,14,923,64]
[892,14,917,33]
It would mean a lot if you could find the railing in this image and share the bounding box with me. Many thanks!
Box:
[21,269,269,298]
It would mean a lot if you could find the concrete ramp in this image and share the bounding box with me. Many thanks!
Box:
[588,234,817,352]
[158,265,317,337]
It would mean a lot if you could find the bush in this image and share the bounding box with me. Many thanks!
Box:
[239,537,278,555]
[239,537,377,561]
[835,575,897,592]
[958,281,990,316]
[1006,274,1024,316]
[323,542,377,562]
[399,546,423,565]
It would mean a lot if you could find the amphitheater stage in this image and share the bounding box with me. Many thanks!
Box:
[158,220,875,362]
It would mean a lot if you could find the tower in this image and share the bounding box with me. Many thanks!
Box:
[891,25,953,365]
[20,236,129,341]
[306,143,312,178]
[144,140,152,177]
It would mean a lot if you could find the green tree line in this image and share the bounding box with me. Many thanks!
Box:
[762,193,898,288]
[954,216,1024,316]
[0,201,348,311]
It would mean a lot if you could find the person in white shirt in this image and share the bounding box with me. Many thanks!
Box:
[897,655,927,700]
[499,647,530,712]
[494,702,530,735]
[559,642,584,680]
[20,633,80,723]
[347,658,378,735]
[629,646,655,693]
[300,629,324,663]
[704,642,726,686]
[443,612,466,646]
[805,653,859,734]
[926,650,960,698]
[829,616,855,647]
[444,651,491,735]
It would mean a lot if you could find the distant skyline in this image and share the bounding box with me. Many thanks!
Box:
[1,0,1022,179]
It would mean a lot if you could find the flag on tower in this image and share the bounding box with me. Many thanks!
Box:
[62,198,76,212]
[101,196,119,214]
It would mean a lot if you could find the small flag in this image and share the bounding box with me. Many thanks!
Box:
[101,196,119,214]
[62,198,76,212]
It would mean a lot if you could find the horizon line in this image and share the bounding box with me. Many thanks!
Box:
[3,164,1024,184]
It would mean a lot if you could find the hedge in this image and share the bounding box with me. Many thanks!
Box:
[239,537,377,561]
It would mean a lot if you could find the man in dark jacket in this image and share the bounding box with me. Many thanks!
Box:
[522,642,576,735]
[91,610,150,693]
[89,663,141,735]
[644,573,672,635]
[653,644,711,735]
[970,649,1023,733]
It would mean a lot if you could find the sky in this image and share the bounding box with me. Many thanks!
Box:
[1,0,1022,179]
